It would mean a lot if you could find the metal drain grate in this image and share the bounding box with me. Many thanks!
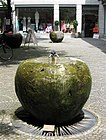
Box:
[12,109,97,136]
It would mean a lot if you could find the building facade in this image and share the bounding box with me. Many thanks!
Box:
[0,0,102,37]
[99,0,106,37]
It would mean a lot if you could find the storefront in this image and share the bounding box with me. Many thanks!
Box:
[15,6,76,32]
[16,7,54,31]
[11,0,100,37]
[14,5,77,33]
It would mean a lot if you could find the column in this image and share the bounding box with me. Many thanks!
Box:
[35,11,39,31]
[12,11,16,33]
[11,0,16,33]
[15,8,19,32]
[54,4,59,22]
[76,4,82,33]
[54,4,59,30]
[99,1,104,37]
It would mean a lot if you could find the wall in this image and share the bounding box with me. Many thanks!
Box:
[104,6,106,34]
[13,0,99,5]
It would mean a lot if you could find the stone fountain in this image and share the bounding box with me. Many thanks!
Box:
[15,51,92,127]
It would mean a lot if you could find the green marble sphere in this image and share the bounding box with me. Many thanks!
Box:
[15,57,92,124]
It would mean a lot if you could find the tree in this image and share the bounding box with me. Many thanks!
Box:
[6,0,12,31]
[7,0,12,21]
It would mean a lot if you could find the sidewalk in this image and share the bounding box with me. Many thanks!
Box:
[0,34,106,139]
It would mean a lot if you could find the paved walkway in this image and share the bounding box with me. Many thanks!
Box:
[0,33,106,140]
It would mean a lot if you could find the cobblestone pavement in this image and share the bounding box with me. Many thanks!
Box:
[0,33,106,140]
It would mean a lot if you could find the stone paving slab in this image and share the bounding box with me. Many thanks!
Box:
[0,33,106,139]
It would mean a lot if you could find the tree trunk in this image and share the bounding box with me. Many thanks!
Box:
[6,0,12,31]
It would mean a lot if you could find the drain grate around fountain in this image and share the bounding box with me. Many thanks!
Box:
[11,109,97,136]
[0,101,98,137]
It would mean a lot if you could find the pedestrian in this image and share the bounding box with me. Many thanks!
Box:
[61,21,66,33]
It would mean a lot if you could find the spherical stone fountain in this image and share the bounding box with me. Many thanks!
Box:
[15,54,92,125]
[50,31,64,43]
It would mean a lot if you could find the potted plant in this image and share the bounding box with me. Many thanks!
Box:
[50,20,64,43]
[54,20,59,31]
[71,20,79,38]
[55,20,59,26]
[72,20,78,33]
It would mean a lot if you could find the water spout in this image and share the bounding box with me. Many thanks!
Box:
[49,50,59,64]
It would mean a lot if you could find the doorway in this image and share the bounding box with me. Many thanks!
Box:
[84,15,96,37]
[82,5,99,37]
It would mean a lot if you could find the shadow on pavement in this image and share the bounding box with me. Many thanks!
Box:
[0,44,66,66]
[0,45,50,66]
[37,38,50,41]
[82,38,106,54]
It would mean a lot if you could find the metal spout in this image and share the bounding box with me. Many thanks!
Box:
[49,50,59,64]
